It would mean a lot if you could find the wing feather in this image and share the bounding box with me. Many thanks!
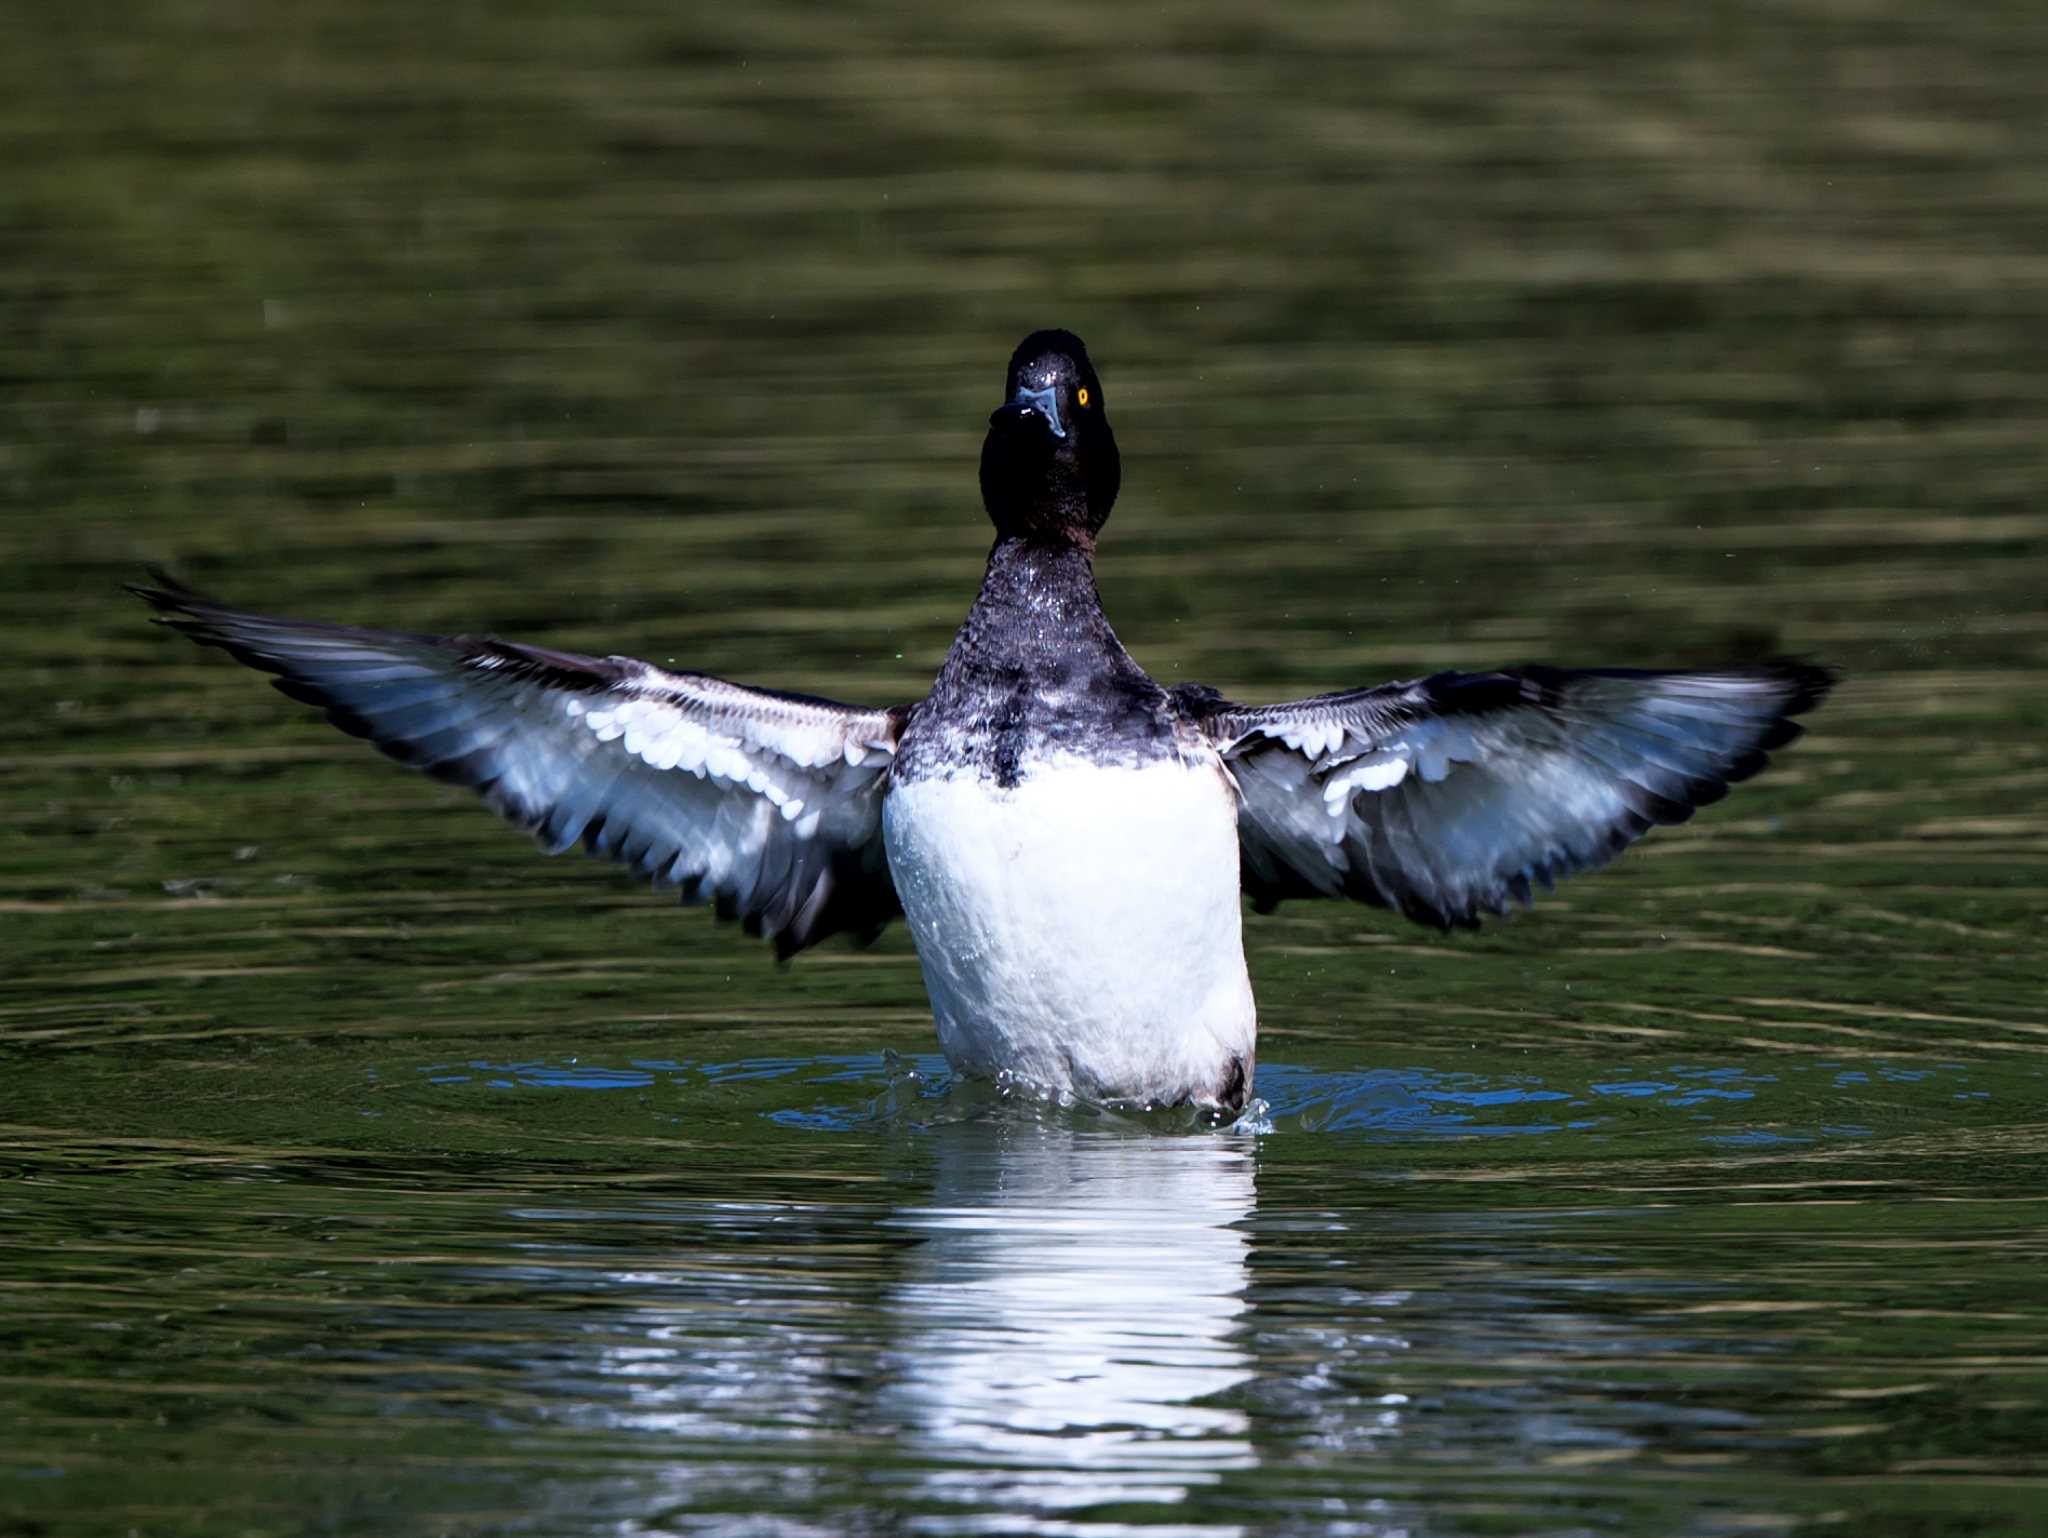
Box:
[135,577,910,956]
[1178,661,1832,930]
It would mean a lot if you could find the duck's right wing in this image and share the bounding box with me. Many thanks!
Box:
[135,578,912,957]
[1176,661,1832,930]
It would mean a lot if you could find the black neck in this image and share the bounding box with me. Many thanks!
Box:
[952,536,1115,663]
[986,491,1096,544]
[926,534,1158,715]
[901,536,1175,785]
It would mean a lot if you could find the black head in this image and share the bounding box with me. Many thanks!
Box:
[979,329,1121,543]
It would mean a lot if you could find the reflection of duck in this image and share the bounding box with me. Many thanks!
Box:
[137,330,1831,1110]
[882,1121,1256,1515]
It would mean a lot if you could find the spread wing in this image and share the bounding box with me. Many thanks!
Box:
[135,577,911,957]
[1176,662,1833,930]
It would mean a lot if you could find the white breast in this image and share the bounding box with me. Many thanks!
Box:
[882,756,1257,1107]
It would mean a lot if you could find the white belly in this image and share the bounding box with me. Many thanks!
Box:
[882,757,1257,1107]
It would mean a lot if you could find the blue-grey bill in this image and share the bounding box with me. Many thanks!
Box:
[1014,384,1066,438]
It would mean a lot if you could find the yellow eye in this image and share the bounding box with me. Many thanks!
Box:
[1077,387,1091,407]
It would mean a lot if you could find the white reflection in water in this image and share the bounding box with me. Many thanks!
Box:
[882,1121,1257,1525]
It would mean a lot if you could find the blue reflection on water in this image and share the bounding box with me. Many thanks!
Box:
[1251,1064,1593,1138]
[413,1053,1979,1147]
[1589,1065,1767,1106]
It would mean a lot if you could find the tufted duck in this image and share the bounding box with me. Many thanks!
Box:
[135,329,1832,1111]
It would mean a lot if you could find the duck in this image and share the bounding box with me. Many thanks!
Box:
[135,329,1832,1113]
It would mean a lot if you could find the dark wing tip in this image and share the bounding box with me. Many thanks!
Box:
[1761,656,1839,718]
[1717,657,1835,778]
[131,579,278,670]
[129,566,220,621]
[129,572,300,665]
[127,563,203,601]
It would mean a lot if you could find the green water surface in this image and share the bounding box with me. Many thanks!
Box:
[4,2,2047,1534]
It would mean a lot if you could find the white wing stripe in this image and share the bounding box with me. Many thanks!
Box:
[1321,752,1409,807]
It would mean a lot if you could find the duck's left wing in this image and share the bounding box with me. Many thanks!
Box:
[135,578,911,957]
[1175,662,1832,930]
